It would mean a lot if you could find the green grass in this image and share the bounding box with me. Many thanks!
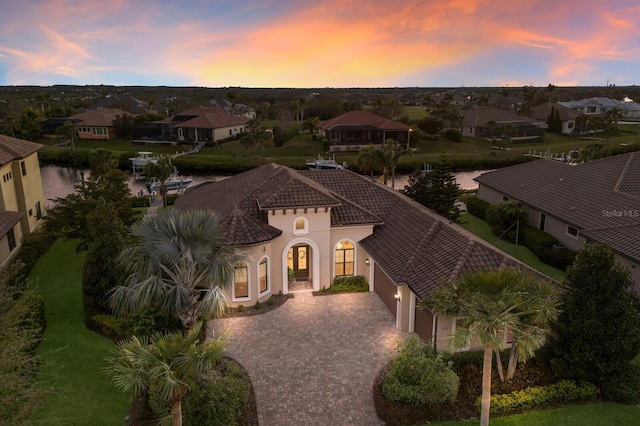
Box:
[427,402,640,426]
[29,239,130,425]
[457,212,565,282]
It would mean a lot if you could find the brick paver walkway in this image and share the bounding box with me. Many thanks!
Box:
[209,291,407,426]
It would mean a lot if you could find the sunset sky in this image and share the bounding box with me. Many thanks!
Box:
[1,0,639,88]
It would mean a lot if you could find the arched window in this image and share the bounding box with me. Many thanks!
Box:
[233,263,249,300]
[259,257,269,294]
[335,240,355,276]
[293,217,308,235]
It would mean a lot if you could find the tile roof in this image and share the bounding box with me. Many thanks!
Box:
[68,108,133,126]
[0,135,42,166]
[475,153,640,262]
[319,110,410,131]
[0,211,23,238]
[462,106,532,127]
[165,105,250,129]
[531,103,581,122]
[174,163,534,299]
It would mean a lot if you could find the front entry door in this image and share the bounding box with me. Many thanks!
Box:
[293,245,309,280]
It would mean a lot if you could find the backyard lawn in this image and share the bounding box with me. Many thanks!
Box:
[29,239,130,425]
[457,211,565,282]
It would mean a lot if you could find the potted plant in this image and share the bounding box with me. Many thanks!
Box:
[287,267,295,284]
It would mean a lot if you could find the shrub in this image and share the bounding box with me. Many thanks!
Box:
[13,231,57,279]
[521,225,558,257]
[475,380,599,415]
[131,195,150,208]
[485,202,526,242]
[165,194,180,206]
[539,247,577,271]
[465,197,490,219]
[382,335,459,406]
[601,364,640,404]
[444,128,463,142]
[329,275,369,293]
[149,358,251,426]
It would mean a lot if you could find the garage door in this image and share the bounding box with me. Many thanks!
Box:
[373,264,397,317]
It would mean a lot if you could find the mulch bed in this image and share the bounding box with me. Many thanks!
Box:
[220,293,294,318]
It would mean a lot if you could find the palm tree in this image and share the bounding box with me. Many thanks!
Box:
[418,269,558,426]
[144,157,174,208]
[55,120,77,151]
[89,148,118,178]
[356,144,383,177]
[381,139,411,189]
[108,209,246,332]
[105,322,226,426]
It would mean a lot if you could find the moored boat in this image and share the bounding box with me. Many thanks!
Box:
[129,151,158,169]
[306,155,346,170]
[146,173,193,192]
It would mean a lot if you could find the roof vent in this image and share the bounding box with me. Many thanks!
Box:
[559,178,564,182]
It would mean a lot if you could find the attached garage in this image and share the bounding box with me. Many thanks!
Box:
[373,264,397,317]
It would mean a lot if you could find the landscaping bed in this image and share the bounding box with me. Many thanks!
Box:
[222,293,293,318]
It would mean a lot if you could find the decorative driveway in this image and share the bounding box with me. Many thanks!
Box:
[208,291,407,425]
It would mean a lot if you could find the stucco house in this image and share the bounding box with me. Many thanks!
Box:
[66,108,134,140]
[531,103,581,135]
[559,97,640,118]
[163,106,250,143]
[318,110,411,152]
[0,135,46,268]
[475,153,640,294]
[461,106,540,139]
[175,163,532,350]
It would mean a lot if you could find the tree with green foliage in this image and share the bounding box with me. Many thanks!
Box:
[381,138,412,189]
[419,269,559,426]
[109,209,246,332]
[144,157,174,208]
[89,148,118,177]
[19,107,43,141]
[45,169,134,250]
[55,120,77,151]
[82,198,130,325]
[272,125,284,147]
[403,155,462,221]
[111,113,134,140]
[553,243,640,402]
[417,116,443,139]
[485,201,527,243]
[300,116,320,134]
[356,144,383,177]
[105,322,226,426]
[578,143,610,162]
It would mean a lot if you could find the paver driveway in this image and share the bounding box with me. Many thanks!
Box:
[209,291,407,426]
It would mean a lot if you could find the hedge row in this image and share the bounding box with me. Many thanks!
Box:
[475,380,599,415]
[521,225,577,271]
[466,197,490,219]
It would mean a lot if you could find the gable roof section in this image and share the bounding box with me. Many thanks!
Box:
[319,110,410,131]
[475,153,640,230]
[531,103,581,122]
[462,106,532,127]
[0,135,42,166]
[165,106,250,129]
[67,108,132,127]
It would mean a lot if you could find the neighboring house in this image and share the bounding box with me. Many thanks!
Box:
[162,106,250,142]
[0,135,46,268]
[209,98,257,119]
[461,106,540,139]
[66,108,134,140]
[475,153,640,294]
[531,103,581,135]
[318,110,411,152]
[559,97,640,118]
[175,163,533,351]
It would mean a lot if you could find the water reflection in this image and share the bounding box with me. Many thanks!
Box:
[40,165,489,208]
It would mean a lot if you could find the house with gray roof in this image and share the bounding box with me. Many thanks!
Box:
[475,152,640,293]
[559,97,640,118]
[175,163,534,350]
[461,106,540,139]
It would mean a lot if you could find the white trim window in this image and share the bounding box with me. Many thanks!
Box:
[259,257,269,295]
[566,225,579,238]
[293,217,308,235]
[233,263,250,301]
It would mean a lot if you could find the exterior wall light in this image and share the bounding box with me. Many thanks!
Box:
[394,292,400,300]
[365,258,370,265]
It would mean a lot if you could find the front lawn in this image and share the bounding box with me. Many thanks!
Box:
[427,402,640,426]
[457,212,565,282]
[29,239,130,425]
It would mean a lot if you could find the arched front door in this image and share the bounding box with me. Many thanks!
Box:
[288,244,310,281]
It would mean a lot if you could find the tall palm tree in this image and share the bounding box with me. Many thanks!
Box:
[418,269,558,426]
[109,209,246,332]
[105,322,226,426]
[356,144,383,177]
